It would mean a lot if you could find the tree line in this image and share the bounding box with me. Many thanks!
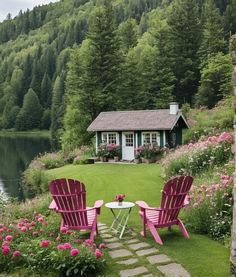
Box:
[0,0,235,149]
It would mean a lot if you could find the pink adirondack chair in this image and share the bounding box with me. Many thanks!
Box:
[136,175,193,245]
[49,178,103,241]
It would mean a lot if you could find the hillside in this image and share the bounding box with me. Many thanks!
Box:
[0,0,235,148]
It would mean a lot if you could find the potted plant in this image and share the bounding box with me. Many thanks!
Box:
[107,144,121,162]
[97,143,109,162]
[114,194,126,206]
[134,147,142,164]
[139,144,162,163]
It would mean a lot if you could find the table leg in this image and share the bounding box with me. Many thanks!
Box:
[119,208,132,239]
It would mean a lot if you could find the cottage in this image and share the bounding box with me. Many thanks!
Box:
[87,103,189,161]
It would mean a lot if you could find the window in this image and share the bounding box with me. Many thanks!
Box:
[125,133,134,147]
[102,132,118,144]
[142,132,160,146]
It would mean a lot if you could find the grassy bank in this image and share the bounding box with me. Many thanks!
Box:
[46,163,230,277]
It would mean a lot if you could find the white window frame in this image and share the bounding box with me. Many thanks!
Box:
[101,132,119,145]
[142,132,160,146]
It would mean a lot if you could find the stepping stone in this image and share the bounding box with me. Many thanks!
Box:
[116,258,138,265]
[106,242,123,249]
[136,248,159,256]
[103,237,119,242]
[109,249,133,259]
[157,263,190,277]
[128,242,150,250]
[98,225,109,231]
[127,239,139,244]
[98,222,106,227]
[147,254,171,264]
[119,266,148,277]
[101,233,112,238]
[100,229,110,234]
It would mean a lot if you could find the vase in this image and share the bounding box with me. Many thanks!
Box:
[118,200,123,206]
[114,156,120,162]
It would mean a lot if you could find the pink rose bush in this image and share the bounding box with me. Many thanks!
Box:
[185,174,233,242]
[162,132,233,177]
[0,212,106,276]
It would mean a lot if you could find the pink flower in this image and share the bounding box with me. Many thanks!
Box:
[70,248,79,256]
[57,244,65,250]
[218,132,233,143]
[61,226,67,233]
[0,228,4,233]
[63,243,71,249]
[32,231,38,236]
[56,236,61,242]
[40,240,50,247]
[5,235,13,242]
[13,250,21,258]
[2,245,10,255]
[21,226,27,232]
[84,239,92,245]
[95,248,103,258]
[99,243,106,249]
[37,217,44,222]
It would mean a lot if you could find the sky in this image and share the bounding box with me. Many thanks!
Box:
[0,0,59,22]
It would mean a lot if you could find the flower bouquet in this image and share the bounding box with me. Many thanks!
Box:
[115,194,125,206]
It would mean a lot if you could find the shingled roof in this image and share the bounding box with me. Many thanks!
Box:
[87,110,189,131]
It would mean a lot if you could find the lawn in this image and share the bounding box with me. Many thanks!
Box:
[48,163,230,277]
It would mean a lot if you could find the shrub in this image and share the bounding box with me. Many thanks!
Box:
[0,212,106,276]
[39,152,66,169]
[163,132,233,178]
[23,168,51,195]
[184,175,233,243]
[136,144,162,160]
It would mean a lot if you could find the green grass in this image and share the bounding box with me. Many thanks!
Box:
[47,163,230,277]
[0,130,50,137]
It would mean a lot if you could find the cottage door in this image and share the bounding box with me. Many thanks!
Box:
[122,132,135,161]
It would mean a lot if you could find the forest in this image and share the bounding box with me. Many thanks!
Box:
[0,0,234,149]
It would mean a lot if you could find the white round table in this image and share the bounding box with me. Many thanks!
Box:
[105,201,135,239]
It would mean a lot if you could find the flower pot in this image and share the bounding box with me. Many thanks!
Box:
[101,156,108,162]
[114,156,120,162]
[118,200,123,206]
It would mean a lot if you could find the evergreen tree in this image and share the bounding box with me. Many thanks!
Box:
[10,67,23,106]
[167,0,201,104]
[51,75,65,148]
[41,73,52,108]
[224,0,236,35]
[15,88,42,130]
[198,0,225,67]
[196,53,232,108]
[21,54,32,105]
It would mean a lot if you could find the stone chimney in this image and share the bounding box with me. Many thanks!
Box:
[169,102,179,115]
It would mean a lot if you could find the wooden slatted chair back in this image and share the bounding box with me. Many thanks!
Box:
[159,176,193,225]
[49,178,88,227]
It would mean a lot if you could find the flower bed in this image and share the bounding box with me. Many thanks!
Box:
[97,143,121,161]
[0,212,106,276]
[135,144,163,163]
[184,175,233,244]
[162,132,233,177]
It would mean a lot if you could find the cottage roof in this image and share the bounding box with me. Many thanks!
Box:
[87,110,189,131]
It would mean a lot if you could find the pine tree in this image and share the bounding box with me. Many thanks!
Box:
[167,0,201,104]
[41,73,52,108]
[51,75,65,148]
[10,67,23,106]
[224,0,236,35]
[15,88,42,130]
[198,0,225,67]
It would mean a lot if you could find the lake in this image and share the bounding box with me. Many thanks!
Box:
[0,133,51,200]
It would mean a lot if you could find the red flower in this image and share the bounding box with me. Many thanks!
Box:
[63,243,71,249]
[2,245,10,255]
[70,248,79,256]
[5,235,13,242]
[95,248,103,258]
[40,240,50,247]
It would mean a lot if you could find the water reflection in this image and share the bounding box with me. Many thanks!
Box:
[0,134,51,200]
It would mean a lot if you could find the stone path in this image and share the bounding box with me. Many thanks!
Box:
[98,222,191,277]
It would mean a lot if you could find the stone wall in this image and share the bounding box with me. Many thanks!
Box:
[231,33,236,275]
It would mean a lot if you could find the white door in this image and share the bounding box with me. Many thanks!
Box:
[122,132,135,160]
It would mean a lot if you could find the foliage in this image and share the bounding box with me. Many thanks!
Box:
[196,53,232,108]
[163,132,233,177]
[184,175,233,243]
[184,97,233,143]
[107,144,121,158]
[38,152,66,170]
[135,144,162,159]
[97,143,109,158]
[0,212,106,276]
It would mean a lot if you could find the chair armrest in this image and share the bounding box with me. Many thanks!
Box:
[94,200,104,215]
[183,195,190,207]
[135,201,150,210]
[49,200,58,211]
